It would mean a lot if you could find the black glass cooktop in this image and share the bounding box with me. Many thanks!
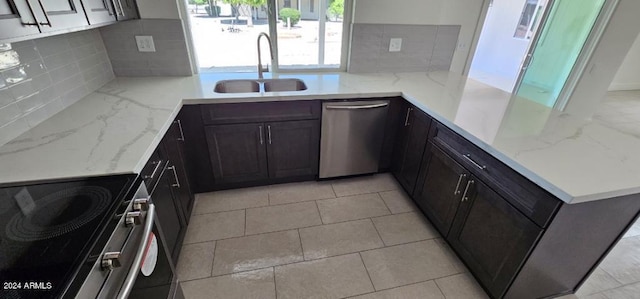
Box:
[0,175,137,299]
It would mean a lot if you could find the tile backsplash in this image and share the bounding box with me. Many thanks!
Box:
[0,29,114,146]
[349,24,460,73]
[99,19,193,77]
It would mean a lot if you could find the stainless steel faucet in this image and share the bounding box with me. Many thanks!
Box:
[257,32,274,80]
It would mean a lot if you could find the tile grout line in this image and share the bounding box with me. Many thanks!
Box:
[272,266,278,299]
[372,210,417,218]
[193,250,377,280]
[182,260,469,296]
[592,269,640,291]
[376,191,394,215]
[182,218,440,249]
[183,239,472,292]
[315,200,325,224]
[330,183,338,198]
[243,221,326,239]
[192,189,399,216]
[330,188,401,200]
[243,209,247,236]
[210,240,218,278]
[359,238,440,255]
[317,214,389,227]
[368,217,388,247]
[344,279,446,299]
[297,229,307,261]
[433,278,448,298]
[358,252,377,293]
[598,267,627,286]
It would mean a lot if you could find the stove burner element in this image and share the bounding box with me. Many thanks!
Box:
[5,186,112,241]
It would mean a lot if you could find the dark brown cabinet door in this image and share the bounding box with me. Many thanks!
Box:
[448,177,542,299]
[266,120,320,178]
[414,142,468,236]
[80,0,115,25]
[115,0,137,20]
[392,104,432,195]
[162,119,194,224]
[178,105,215,193]
[152,163,186,263]
[379,97,404,171]
[31,0,89,33]
[205,123,268,184]
[0,0,41,40]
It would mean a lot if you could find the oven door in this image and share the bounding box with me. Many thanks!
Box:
[115,204,183,299]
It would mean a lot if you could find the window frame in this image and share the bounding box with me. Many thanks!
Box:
[180,0,353,74]
[271,0,353,73]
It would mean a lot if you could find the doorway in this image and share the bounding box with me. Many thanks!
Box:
[469,0,611,109]
[469,0,549,93]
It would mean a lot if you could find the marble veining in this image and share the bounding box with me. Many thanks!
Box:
[0,71,639,204]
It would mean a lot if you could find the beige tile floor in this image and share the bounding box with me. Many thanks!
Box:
[177,174,488,298]
[177,173,640,299]
[558,224,640,299]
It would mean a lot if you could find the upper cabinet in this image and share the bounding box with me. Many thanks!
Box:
[30,0,89,33]
[81,0,116,25]
[1,0,137,43]
[113,0,137,21]
[0,0,42,40]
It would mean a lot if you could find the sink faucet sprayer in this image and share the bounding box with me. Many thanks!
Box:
[257,32,274,80]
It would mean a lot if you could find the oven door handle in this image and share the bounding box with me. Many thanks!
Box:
[117,203,156,299]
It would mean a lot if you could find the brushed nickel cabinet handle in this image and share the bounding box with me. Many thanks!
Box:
[463,154,486,170]
[168,165,180,188]
[453,173,467,195]
[404,108,412,126]
[143,160,161,179]
[258,126,264,145]
[267,125,272,145]
[175,120,185,141]
[461,180,474,202]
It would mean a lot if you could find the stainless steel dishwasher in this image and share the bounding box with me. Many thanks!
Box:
[319,100,390,178]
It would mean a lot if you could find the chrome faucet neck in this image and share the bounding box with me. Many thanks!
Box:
[257,32,274,80]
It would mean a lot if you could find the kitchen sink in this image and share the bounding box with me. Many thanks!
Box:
[214,80,260,93]
[214,79,307,93]
[263,79,307,92]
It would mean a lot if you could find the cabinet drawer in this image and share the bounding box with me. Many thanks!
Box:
[432,122,560,228]
[201,101,321,124]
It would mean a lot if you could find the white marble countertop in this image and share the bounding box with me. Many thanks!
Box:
[1,71,639,204]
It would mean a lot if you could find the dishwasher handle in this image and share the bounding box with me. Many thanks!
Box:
[325,103,389,110]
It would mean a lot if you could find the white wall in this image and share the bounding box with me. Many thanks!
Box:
[609,33,640,91]
[470,0,530,82]
[136,0,181,19]
[352,0,486,74]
